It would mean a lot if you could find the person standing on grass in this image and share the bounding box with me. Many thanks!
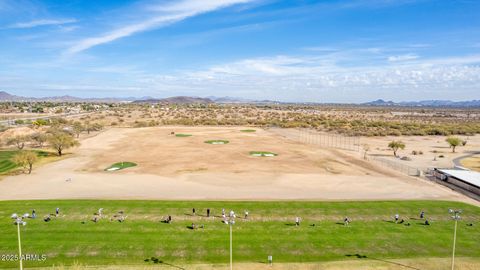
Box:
[222,208,225,216]
[192,208,196,216]
[295,217,300,226]
[344,217,350,226]
[32,209,36,219]
[56,207,60,216]
[207,208,210,217]
[244,210,249,219]
[98,208,104,217]
[394,214,399,223]
[420,211,425,219]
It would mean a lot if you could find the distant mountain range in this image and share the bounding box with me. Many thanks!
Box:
[131,96,280,104]
[132,96,214,104]
[363,99,480,108]
[0,91,139,102]
[0,91,479,107]
[0,91,280,104]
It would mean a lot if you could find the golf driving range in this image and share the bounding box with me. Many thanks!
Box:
[1,200,479,269]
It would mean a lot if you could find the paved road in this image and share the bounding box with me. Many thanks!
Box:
[0,111,97,126]
[452,151,480,167]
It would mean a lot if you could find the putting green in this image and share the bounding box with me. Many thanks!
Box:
[175,134,192,137]
[204,140,229,145]
[250,151,278,157]
[240,129,256,132]
[105,162,137,171]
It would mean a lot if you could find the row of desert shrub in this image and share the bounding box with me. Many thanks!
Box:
[151,117,480,136]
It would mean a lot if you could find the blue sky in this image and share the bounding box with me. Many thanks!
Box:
[0,0,479,102]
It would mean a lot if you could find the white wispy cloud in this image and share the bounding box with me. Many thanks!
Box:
[387,53,419,62]
[4,51,479,101]
[137,51,480,102]
[65,0,253,55]
[8,18,77,29]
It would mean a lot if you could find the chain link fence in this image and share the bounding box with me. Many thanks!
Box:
[365,155,422,176]
[269,128,360,152]
[269,127,423,177]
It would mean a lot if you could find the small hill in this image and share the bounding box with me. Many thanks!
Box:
[363,99,480,107]
[0,91,22,101]
[133,96,214,104]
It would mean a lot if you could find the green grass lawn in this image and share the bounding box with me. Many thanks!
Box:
[204,140,229,144]
[0,150,51,174]
[104,162,137,171]
[175,134,192,137]
[240,129,256,133]
[0,200,479,269]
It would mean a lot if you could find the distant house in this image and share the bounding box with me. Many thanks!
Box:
[433,168,480,196]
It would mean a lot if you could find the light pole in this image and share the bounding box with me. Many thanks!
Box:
[228,217,235,270]
[11,213,28,270]
[449,209,462,270]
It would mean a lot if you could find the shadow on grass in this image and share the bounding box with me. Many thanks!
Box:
[418,222,431,226]
[144,257,185,269]
[345,254,421,270]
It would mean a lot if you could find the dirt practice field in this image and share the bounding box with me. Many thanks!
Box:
[361,135,480,171]
[0,127,472,202]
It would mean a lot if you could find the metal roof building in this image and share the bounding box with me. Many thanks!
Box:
[434,168,480,196]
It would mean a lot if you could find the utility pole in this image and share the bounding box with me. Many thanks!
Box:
[17,221,23,270]
[449,209,462,270]
[230,222,233,270]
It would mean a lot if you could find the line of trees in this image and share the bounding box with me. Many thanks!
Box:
[8,130,80,174]
[1,119,104,174]
[387,136,468,157]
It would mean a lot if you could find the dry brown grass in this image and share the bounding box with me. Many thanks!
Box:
[461,155,480,172]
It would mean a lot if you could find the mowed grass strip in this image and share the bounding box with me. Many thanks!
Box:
[240,129,256,133]
[175,134,192,137]
[0,200,478,269]
[0,150,51,174]
[204,140,229,144]
[104,162,137,171]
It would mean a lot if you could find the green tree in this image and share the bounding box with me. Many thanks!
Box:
[388,140,405,157]
[48,131,80,156]
[446,137,462,153]
[6,135,30,150]
[72,122,84,138]
[84,121,104,134]
[31,132,48,148]
[12,151,38,174]
[32,118,49,126]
